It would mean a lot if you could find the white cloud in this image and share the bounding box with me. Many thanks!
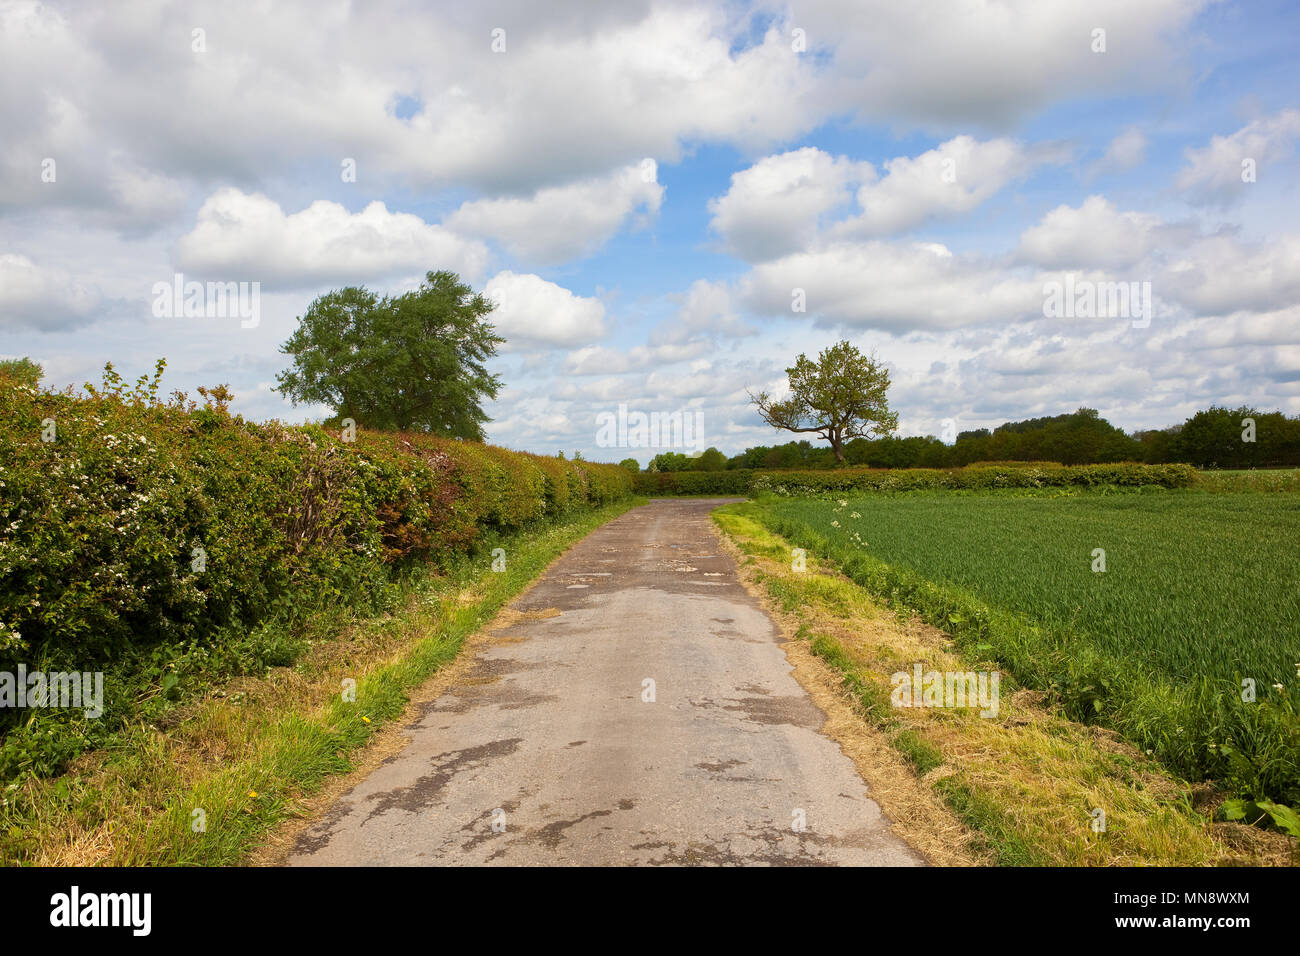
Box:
[484,271,606,348]
[446,161,663,265]
[712,137,1046,255]
[0,0,1211,229]
[105,162,188,227]
[797,0,1206,128]
[651,278,753,344]
[1018,196,1166,269]
[0,253,102,330]
[708,148,872,261]
[1088,127,1147,178]
[1162,234,1300,316]
[743,240,1043,332]
[564,341,709,375]
[0,2,822,210]
[1176,109,1300,204]
[834,136,1045,237]
[175,189,489,289]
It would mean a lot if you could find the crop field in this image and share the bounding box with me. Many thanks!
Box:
[761,491,1299,684]
[749,489,1300,807]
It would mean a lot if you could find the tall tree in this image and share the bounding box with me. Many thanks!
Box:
[693,447,727,471]
[276,271,504,439]
[1169,405,1261,468]
[0,357,43,388]
[749,340,898,464]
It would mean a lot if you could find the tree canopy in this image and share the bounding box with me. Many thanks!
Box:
[276,271,503,439]
[0,357,43,388]
[749,340,898,464]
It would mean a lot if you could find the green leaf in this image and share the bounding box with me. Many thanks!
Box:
[1220,798,1300,837]
[1256,799,1300,838]
[1218,798,1250,822]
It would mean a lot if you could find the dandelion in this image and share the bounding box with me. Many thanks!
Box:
[362,716,371,723]
[248,790,258,798]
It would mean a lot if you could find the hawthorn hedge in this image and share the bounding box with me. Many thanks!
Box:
[631,462,1199,497]
[0,380,631,674]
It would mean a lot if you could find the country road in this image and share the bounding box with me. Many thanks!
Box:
[288,498,922,866]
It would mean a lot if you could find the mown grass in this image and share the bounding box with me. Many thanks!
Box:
[745,489,1300,816]
[0,499,640,866]
[714,505,1293,865]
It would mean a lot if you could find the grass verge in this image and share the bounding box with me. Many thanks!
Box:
[0,498,641,866]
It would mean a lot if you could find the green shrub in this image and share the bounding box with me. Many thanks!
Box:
[0,375,631,778]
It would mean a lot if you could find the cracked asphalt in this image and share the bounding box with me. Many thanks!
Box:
[288,498,923,866]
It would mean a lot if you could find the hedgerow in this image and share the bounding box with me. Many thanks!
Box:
[0,371,631,778]
[632,462,1199,496]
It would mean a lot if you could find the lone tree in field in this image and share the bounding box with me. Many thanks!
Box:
[749,340,898,465]
[276,270,504,439]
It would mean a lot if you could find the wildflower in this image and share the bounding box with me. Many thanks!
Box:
[362,716,371,723]
[248,790,258,798]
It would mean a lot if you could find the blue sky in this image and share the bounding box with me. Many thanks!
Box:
[3,0,1299,464]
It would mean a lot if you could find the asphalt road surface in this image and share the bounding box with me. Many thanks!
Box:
[288,498,922,866]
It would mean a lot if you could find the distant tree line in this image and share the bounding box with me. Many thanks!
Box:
[696,406,1300,472]
[648,448,728,472]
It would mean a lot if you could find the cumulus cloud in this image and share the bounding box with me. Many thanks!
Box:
[104,162,189,228]
[743,240,1044,332]
[708,148,872,261]
[564,341,709,375]
[1176,109,1300,204]
[797,0,1206,128]
[833,136,1050,237]
[651,278,753,344]
[0,0,1209,224]
[446,161,663,265]
[0,253,102,330]
[712,137,1047,255]
[175,189,489,289]
[483,271,606,348]
[0,1,822,210]
[1018,196,1167,269]
[1161,234,1300,316]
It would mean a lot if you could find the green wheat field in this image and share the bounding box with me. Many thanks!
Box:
[749,488,1300,805]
